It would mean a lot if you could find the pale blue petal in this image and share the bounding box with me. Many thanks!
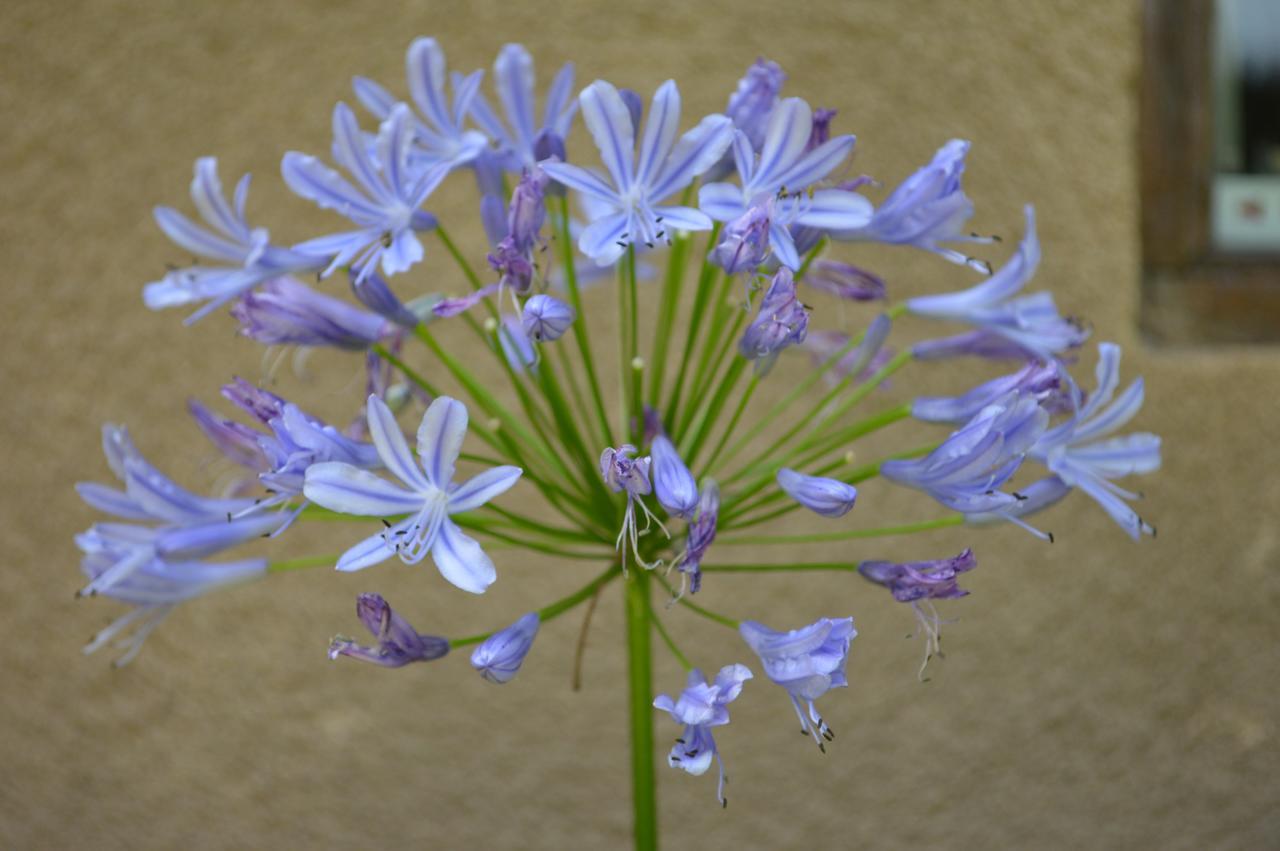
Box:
[636,80,681,187]
[754,98,811,188]
[448,466,523,513]
[769,222,801,270]
[580,79,635,190]
[352,76,397,121]
[366,394,431,491]
[333,102,389,202]
[495,43,535,141]
[697,182,747,222]
[648,114,733,201]
[793,188,874,230]
[432,519,496,593]
[540,160,620,206]
[417,396,468,489]
[771,135,856,192]
[191,158,248,241]
[303,462,423,516]
[380,229,424,277]
[336,526,401,572]
[407,37,454,132]
[153,207,246,264]
[281,153,385,225]
[650,205,713,233]
[578,211,630,264]
[730,129,755,186]
[544,62,576,135]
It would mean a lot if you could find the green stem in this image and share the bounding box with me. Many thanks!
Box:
[647,232,690,407]
[553,196,613,445]
[624,569,658,850]
[663,225,722,425]
[435,225,485,291]
[652,573,740,629]
[650,605,693,671]
[266,554,338,573]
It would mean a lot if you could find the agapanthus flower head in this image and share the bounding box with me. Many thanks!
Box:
[650,434,699,519]
[880,392,1049,527]
[470,611,540,684]
[858,548,977,680]
[467,43,576,173]
[144,157,324,322]
[802,259,886,302]
[1030,343,1161,539]
[739,617,855,750]
[739,267,809,374]
[282,103,448,282]
[329,593,450,667]
[303,395,522,593]
[834,138,995,271]
[521,293,575,342]
[653,664,753,806]
[699,97,872,270]
[541,79,734,264]
[775,467,857,518]
[906,206,1088,362]
[231,276,393,350]
[673,481,719,598]
[352,36,489,169]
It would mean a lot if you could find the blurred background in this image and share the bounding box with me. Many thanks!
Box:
[2,1,1277,848]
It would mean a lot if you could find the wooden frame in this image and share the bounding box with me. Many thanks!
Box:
[1140,0,1280,343]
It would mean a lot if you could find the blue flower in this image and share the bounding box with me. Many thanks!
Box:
[704,57,787,181]
[144,158,324,322]
[775,468,857,518]
[650,434,699,519]
[739,617,855,750]
[600,444,666,570]
[282,103,448,282]
[468,43,577,173]
[858,548,977,679]
[329,593,450,668]
[880,392,1048,520]
[673,481,719,597]
[470,611,540,683]
[699,98,871,269]
[739,267,809,374]
[905,207,1089,361]
[911,361,1065,424]
[1030,343,1161,539]
[541,80,734,264]
[521,294,575,342]
[231,277,393,349]
[833,139,995,271]
[303,395,522,593]
[653,664,752,806]
[352,37,489,169]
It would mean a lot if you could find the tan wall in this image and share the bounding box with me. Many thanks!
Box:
[3,1,1277,848]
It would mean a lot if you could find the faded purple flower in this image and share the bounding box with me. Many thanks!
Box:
[470,611,540,683]
[739,267,809,373]
[231,277,392,349]
[911,361,1064,424]
[674,481,719,597]
[739,617,855,750]
[653,664,753,806]
[704,57,787,180]
[802,259,886,302]
[329,593,450,667]
[776,468,857,518]
[600,444,665,570]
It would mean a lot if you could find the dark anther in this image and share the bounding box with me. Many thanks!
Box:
[674,738,685,744]
[722,799,728,809]
[380,519,392,528]
[616,240,627,248]
[817,741,826,754]
[655,216,664,223]
[1047,532,1055,544]
[799,728,808,736]
[226,512,233,522]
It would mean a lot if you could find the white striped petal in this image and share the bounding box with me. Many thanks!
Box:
[495,43,535,141]
[431,519,496,593]
[407,37,454,133]
[303,462,423,516]
[417,396,468,489]
[636,80,680,187]
[335,525,402,572]
[448,466,522,513]
[366,394,431,491]
[580,80,635,190]
[755,98,812,188]
[540,160,620,206]
[648,114,733,201]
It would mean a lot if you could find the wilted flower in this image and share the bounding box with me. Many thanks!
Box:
[739,267,809,373]
[231,276,393,349]
[802,259,886,302]
[329,593,450,667]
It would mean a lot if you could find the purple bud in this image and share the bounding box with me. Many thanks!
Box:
[507,169,548,253]
[858,549,977,603]
[805,108,837,152]
[187,399,270,471]
[650,435,699,519]
[470,612,540,684]
[803,260,886,302]
[497,314,537,372]
[329,593,450,668]
[231,277,390,349]
[222,377,286,424]
[618,88,644,130]
[739,267,810,372]
[522,294,575,342]
[678,481,720,595]
[487,237,535,294]
[712,202,772,274]
[726,58,787,150]
[776,467,857,517]
[600,445,651,496]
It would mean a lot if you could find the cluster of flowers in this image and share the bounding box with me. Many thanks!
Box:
[75,40,1160,808]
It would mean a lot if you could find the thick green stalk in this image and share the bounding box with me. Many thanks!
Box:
[624,570,658,850]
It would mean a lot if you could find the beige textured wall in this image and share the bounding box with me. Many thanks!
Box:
[3,1,1278,848]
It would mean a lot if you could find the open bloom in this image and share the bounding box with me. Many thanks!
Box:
[739,617,855,750]
[906,207,1088,361]
[833,139,994,270]
[304,395,522,593]
[143,157,324,322]
[859,548,977,678]
[776,468,857,518]
[352,37,489,169]
[329,593,450,667]
[881,392,1049,525]
[282,103,448,282]
[700,98,871,269]
[654,664,753,806]
[1030,343,1161,539]
[541,79,734,264]
[468,43,577,173]
[470,611,540,683]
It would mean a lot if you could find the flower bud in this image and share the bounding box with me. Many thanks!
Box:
[470,612,540,684]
